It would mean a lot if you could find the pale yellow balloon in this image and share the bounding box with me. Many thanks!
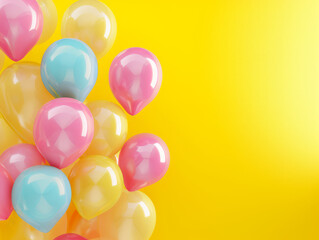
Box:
[37,0,58,43]
[0,63,54,143]
[0,51,4,71]
[62,0,117,59]
[99,190,156,240]
[69,155,123,220]
[85,101,128,157]
[0,115,22,155]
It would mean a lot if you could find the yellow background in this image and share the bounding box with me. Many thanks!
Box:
[3,0,319,239]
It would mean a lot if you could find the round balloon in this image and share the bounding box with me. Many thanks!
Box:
[119,133,170,191]
[0,164,13,220]
[37,0,58,43]
[69,210,99,239]
[54,233,88,240]
[62,0,117,59]
[41,38,98,102]
[0,51,4,70]
[0,144,46,181]
[85,101,128,157]
[99,191,156,240]
[0,115,22,156]
[12,166,71,233]
[0,63,54,143]
[0,0,43,61]
[69,155,123,220]
[34,98,94,169]
[109,48,162,115]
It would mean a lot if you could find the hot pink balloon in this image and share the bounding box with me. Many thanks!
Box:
[54,233,88,240]
[119,133,170,191]
[0,143,46,181]
[0,0,43,61]
[0,164,13,220]
[34,98,94,169]
[109,48,162,115]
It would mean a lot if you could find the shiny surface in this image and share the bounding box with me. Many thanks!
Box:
[0,211,68,240]
[0,0,43,61]
[34,98,94,169]
[109,47,162,115]
[69,210,99,239]
[0,63,54,143]
[99,190,156,240]
[0,164,13,220]
[69,155,123,220]
[12,166,71,233]
[54,233,88,240]
[41,38,98,102]
[0,143,46,180]
[37,0,58,43]
[0,115,22,156]
[62,0,116,59]
[119,133,170,191]
[0,51,4,70]
[85,100,128,157]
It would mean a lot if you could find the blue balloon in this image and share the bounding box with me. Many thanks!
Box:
[12,166,71,233]
[41,38,98,102]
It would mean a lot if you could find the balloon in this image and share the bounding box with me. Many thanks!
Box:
[0,115,22,155]
[69,155,123,220]
[0,0,43,61]
[54,233,88,240]
[0,164,13,220]
[33,98,94,169]
[109,48,162,115]
[69,210,99,239]
[0,51,4,70]
[0,143,46,180]
[0,63,54,143]
[0,211,67,240]
[99,191,156,240]
[85,101,128,157]
[12,166,71,233]
[62,0,117,59]
[41,38,98,102]
[37,0,58,43]
[119,133,170,191]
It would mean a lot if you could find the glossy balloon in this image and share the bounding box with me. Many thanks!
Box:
[0,144,46,180]
[54,233,88,240]
[34,98,94,169]
[37,0,58,43]
[0,63,54,143]
[0,211,68,240]
[99,191,156,240]
[85,101,128,157]
[69,155,123,219]
[109,48,162,115]
[41,38,98,102]
[0,165,13,220]
[0,115,22,155]
[0,51,4,70]
[0,0,43,61]
[69,210,99,239]
[12,166,71,233]
[62,0,117,59]
[119,133,170,191]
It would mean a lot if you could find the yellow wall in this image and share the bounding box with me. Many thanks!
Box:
[3,0,319,239]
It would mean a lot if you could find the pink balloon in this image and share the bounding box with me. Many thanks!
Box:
[109,48,162,115]
[0,164,13,220]
[0,143,46,180]
[119,133,170,191]
[0,0,43,61]
[34,98,94,169]
[54,233,88,240]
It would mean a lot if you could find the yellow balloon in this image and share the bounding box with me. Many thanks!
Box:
[0,115,22,155]
[85,101,128,157]
[99,190,156,240]
[69,155,123,220]
[0,51,4,71]
[37,0,58,43]
[0,211,67,240]
[0,63,54,143]
[69,210,100,239]
[61,0,117,59]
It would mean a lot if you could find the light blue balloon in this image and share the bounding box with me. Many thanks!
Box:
[12,166,71,233]
[41,38,98,102]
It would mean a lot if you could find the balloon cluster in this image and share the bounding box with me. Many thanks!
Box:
[0,0,169,239]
